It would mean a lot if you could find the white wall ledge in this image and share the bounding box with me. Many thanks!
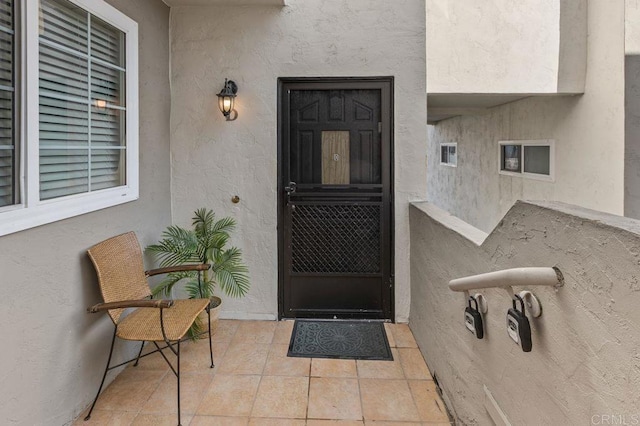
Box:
[411,200,640,248]
[410,201,488,246]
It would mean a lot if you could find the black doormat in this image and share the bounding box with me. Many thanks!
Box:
[287,320,393,361]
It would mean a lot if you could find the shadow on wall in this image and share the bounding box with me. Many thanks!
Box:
[625,54,640,219]
[409,200,640,425]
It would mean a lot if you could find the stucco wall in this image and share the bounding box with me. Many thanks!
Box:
[169,0,428,322]
[427,0,624,233]
[0,0,171,424]
[627,0,640,55]
[427,0,586,95]
[409,201,640,425]
[625,56,640,219]
[626,2,640,219]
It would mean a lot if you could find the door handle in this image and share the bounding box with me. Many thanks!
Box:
[285,182,297,209]
[285,181,297,194]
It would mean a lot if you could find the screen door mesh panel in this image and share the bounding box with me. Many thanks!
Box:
[291,204,381,273]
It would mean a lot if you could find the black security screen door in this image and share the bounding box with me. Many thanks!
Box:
[278,77,393,320]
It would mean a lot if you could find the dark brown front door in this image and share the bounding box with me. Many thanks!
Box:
[278,77,393,319]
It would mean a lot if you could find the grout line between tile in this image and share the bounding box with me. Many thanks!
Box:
[356,375,366,423]
[305,362,312,420]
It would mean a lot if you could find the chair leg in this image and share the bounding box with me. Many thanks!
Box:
[177,339,181,426]
[84,328,117,421]
[133,341,145,367]
[207,306,214,368]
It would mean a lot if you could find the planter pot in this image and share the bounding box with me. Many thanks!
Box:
[196,296,222,338]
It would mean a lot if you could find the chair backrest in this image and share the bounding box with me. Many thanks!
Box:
[87,232,152,324]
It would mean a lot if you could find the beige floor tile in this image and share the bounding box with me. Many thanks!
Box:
[191,416,249,425]
[359,379,420,422]
[135,344,171,372]
[217,342,270,375]
[213,320,241,342]
[357,349,403,379]
[231,320,277,344]
[248,419,306,426]
[94,369,166,412]
[79,321,446,426]
[408,381,450,423]
[181,339,230,373]
[131,413,192,425]
[263,344,310,376]
[397,348,431,380]
[273,320,295,344]
[196,374,261,417]
[251,376,309,419]
[308,377,362,420]
[140,372,213,415]
[387,324,418,348]
[383,324,396,348]
[76,409,137,425]
[311,358,357,378]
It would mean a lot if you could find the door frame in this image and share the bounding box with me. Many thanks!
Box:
[276,76,395,320]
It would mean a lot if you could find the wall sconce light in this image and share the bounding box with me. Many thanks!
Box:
[217,78,238,121]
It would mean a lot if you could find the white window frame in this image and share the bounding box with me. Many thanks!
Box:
[440,142,457,167]
[498,139,555,182]
[0,0,138,237]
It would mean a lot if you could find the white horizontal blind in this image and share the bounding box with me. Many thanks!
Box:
[39,0,125,201]
[0,0,15,207]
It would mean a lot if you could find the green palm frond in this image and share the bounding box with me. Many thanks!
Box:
[184,277,215,299]
[146,226,199,267]
[212,247,250,297]
[210,216,236,234]
[151,271,195,298]
[193,208,215,238]
[147,208,250,301]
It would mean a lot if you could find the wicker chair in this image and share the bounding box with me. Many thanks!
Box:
[84,231,213,426]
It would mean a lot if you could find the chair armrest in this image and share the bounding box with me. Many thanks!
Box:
[87,299,174,313]
[145,264,211,277]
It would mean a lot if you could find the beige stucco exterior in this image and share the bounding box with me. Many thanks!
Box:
[0,0,172,423]
[427,0,586,95]
[410,201,640,425]
[168,0,428,322]
[427,0,625,233]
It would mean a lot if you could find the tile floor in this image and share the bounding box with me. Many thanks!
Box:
[77,320,452,426]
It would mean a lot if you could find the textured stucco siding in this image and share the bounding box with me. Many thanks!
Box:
[626,2,640,219]
[0,0,172,424]
[169,0,427,322]
[626,55,640,219]
[427,0,586,95]
[427,0,624,233]
[627,0,640,55]
[410,201,640,425]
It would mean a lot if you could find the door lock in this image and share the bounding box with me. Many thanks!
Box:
[464,296,484,339]
[506,294,532,352]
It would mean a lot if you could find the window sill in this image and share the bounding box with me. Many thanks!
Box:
[0,187,138,237]
[499,170,554,182]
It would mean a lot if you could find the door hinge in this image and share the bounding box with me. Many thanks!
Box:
[378,122,382,133]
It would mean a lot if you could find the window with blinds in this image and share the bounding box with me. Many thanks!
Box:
[0,0,15,208]
[39,0,126,201]
[0,0,137,237]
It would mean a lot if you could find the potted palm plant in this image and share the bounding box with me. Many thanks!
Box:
[146,208,249,338]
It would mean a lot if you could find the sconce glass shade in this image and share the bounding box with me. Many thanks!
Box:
[217,79,238,118]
